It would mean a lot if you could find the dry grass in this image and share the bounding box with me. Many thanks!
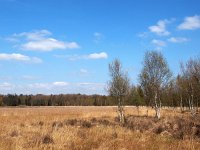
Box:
[0,106,200,150]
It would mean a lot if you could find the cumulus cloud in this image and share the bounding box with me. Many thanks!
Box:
[0,82,15,92]
[78,69,92,77]
[152,39,166,47]
[168,37,189,43]
[0,82,106,95]
[149,19,170,36]
[14,29,52,40]
[0,82,14,89]
[8,30,80,51]
[88,52,108,59]
[0,53,42,63]
[55,52,108,61]
[21,38,79,51]
[5,37,20,42]
[178,15,200,30]
[53,82,69,86]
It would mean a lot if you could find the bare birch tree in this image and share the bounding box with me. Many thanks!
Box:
[108,59,130,124]
[179,58,200,115]
[176,74,185,112]
[139,51,172,119]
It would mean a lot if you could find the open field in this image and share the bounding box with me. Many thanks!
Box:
[0,106,200,150]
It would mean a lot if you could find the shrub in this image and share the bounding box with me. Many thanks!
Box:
[38,121,44,126]
[10,131,18,137]
[42,134,54,144]
[81,120,92,128]
[90,117,97,123]
[52,121,63,128]
[65,119,78,126]
[98,119,110,126]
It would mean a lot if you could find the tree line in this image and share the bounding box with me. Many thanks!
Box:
[1,50,200,119]
[0,93,144,107]
[108,50,200,121]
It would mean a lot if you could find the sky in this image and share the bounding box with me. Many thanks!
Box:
[0,0,200,95]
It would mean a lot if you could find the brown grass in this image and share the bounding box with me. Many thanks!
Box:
[0,106,200,150]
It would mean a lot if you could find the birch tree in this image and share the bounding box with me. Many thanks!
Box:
[176,74,185,112]
[139,51,172,119]
[108,59,130,124]
[179,58,200,115]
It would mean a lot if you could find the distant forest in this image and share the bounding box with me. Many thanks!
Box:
[0,83,190,107]
[1,50,200,112]
[0,92,144,107]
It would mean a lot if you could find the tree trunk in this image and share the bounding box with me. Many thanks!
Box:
[118,97,125,124]
[188,97,191,110]
[190,90,195,116]
[154,92,161,119]
[180,95,183,113]
[155,107,161,119]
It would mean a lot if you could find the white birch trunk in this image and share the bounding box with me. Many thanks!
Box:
[156,107,161,119]
[180,95,183,113]
[118,97,125,124]
[154,92,161,119]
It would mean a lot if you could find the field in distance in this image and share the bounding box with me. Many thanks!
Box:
[0,106,200,150]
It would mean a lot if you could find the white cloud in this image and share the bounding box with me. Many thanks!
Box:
[56,52,108,61]
[0,82,15,91]
[0,53,42,63]
[14,29,52,40]
[0,82,106,95]
[0,53,29,61]
[178,15,200,30]
[149,19,170,36]
[94,32,104,43]
[5,37,20,42]
[88,52,108,59]
[168,37,189,43]
[8,30,80,51]
[152,39,166,47]
[78,69,91,77]
[65,55,83,61]
[21,38,79,51]
[0,82,14,89]
[53,82,69,86]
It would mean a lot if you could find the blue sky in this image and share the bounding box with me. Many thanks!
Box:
[0,0,200,95]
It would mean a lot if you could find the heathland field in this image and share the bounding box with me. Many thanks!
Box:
[0,106,200,150]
